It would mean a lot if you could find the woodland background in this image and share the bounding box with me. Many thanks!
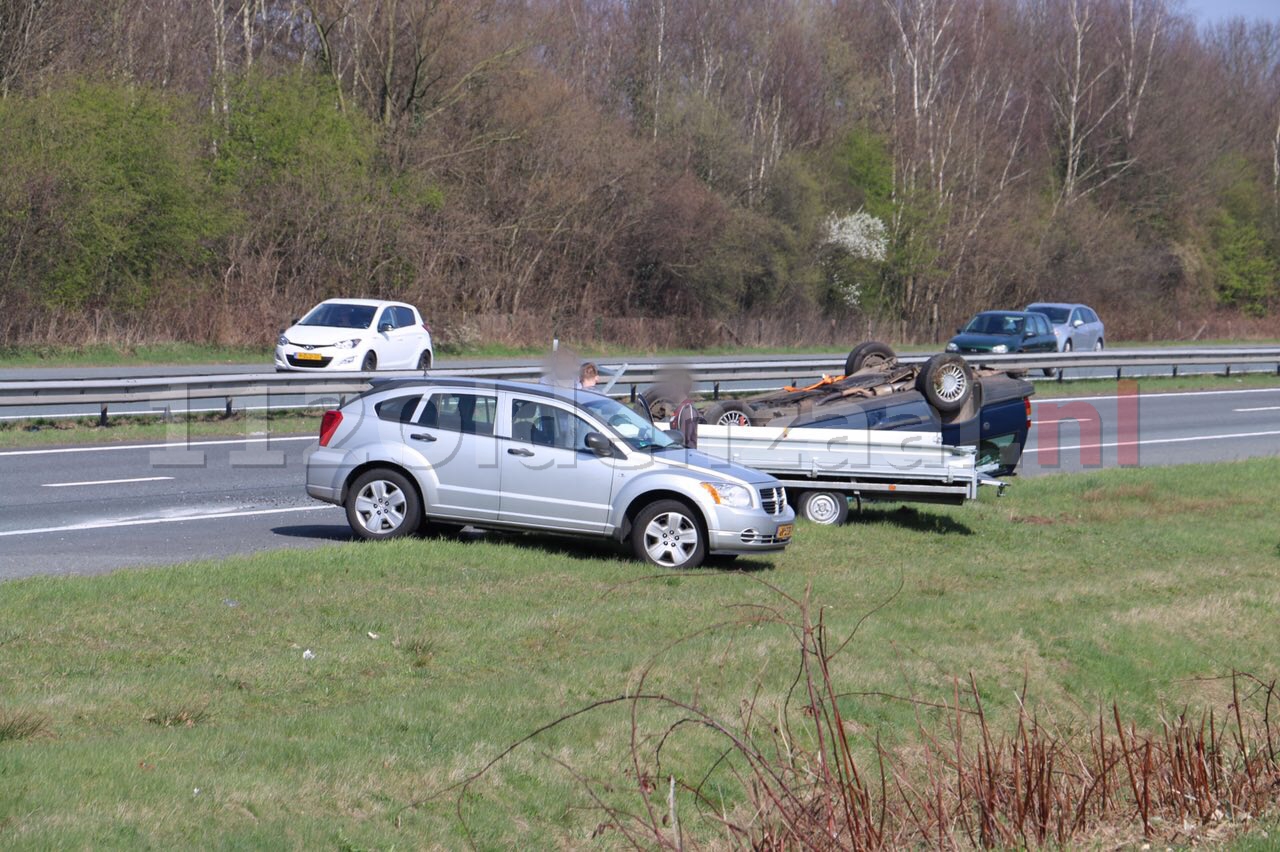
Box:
[1,0,1279,351]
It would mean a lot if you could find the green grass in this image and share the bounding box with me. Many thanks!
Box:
[1035,370,1280,398]
[1,459,1278,847]
[0,410,321,449]
[0,343,274,368]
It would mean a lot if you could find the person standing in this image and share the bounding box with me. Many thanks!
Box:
[671,372,699,449]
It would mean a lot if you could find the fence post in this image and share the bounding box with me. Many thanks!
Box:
[99,404,109,428]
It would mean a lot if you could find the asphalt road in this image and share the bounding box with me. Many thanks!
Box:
[2,384,1278,580]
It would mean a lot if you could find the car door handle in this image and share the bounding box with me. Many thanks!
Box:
[409,433,437,442]
[507,447,534,457]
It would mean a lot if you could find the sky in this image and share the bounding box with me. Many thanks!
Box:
[1181,0,1280,25]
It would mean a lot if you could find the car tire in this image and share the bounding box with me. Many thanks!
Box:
[1063,339,1073,353]
[1043,366,1058,378]
[631,499,707,569]
[917,353,973,413]
[796,490,849,526]
[703,400,754,427]
[417,350,432,370]
[345,468,421,541]
[362,352,378,372]
[1094,339,1104,351]
[844,341,897,376]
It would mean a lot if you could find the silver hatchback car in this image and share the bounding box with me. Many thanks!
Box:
[305,378,794,568]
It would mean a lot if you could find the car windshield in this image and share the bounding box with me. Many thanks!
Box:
[963,314,1025,335]
[1029,305,1070,323]
[299,303,376,329]
[580,395,678,451]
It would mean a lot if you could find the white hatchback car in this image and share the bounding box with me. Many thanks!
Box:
[276,299,433,372]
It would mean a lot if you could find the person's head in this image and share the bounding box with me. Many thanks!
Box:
[579,362,599,388]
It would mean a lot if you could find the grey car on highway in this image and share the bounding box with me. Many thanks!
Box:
[305,378,794,568]
[1024,302,1105,351]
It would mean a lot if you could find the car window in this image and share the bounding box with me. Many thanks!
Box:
[393,306,416,328]
[868,397,938,430]
[419,392,496,435]
[1029,305,1070,323]
[374,395,422,423]
[964,314,1024,335]
[510,399,594,451]
[1084,308,1099,323]
[299,303,376,329]
[1069,308,1082,325]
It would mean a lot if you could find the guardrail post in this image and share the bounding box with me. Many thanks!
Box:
[1116,367,1122,380]
[224,397,234,418]
[1056,370,1064,383]
[1172,365,1178,377]
[1225,365,1231,377]
[99,404,108,427]
[162,405,174,423]
[713,381,721,400]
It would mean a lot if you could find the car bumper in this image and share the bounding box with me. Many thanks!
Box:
[274,345,364,371]
[305,446,349,504]
[705,505,796,555]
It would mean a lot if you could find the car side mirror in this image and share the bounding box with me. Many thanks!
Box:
[584,432,616,457]
[1024,329,1035,337]
[956,327,963,334]
[290,317,300,326]
[1072,318,1084,327]
[664,428,686,447]
[378,322,394,333]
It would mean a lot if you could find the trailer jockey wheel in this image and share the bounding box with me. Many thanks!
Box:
[797,491,850,526]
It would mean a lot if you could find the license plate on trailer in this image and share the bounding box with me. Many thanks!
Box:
[776,524,793,541]
[295,352,323,361]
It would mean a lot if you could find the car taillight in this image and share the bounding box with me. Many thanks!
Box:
[319,410,343,447]
[1024,397,1032,430]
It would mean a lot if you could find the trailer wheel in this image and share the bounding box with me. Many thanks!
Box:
[917,353,973,413]
[796,490,850,526]
[844,341,897,376]
[704,400,754,427]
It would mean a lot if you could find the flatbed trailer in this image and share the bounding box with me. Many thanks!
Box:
[696,423,997,524]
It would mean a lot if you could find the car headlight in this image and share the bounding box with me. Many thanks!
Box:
[332,339,362,350]
[700,481,753,509]
[278,335,290,346]
[991,344,1009,354]
[945,342,959,352]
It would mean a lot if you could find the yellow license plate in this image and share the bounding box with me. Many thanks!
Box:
[295,352,323,361]
[776,524,793,541]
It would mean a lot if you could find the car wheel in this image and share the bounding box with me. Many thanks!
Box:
[1094,339,1104,351]
[844,341,897,376]
[1063,340,1073,353]
[703,400,754,427]
[1043,367,1058,378]
[345,468,420,541]
[917,353,973,413]
[417,350,432,370]
[631,500,706,569]
[796,490,849,526]
[362,352,378,372]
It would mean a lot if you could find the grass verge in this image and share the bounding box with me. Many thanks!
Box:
[1033,370,1280,399]
[0,410,321,449]
[1,459,1278,847]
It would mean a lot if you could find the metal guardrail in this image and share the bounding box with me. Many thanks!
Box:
[1,347,1278,421]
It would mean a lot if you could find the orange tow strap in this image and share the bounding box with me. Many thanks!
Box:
[783,374,844,392]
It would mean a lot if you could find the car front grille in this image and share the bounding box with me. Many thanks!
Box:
[287,354,334,368]
[759,486,787,516]
[740,529,789,545]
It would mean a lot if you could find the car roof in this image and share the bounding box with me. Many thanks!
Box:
[1026,302,1086,310]
[317,298,414,309]
[974,310,1040,318]
[365,377,590,404]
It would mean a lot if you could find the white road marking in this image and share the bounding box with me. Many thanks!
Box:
[42,476,174,488]
[0,435,314,457]
[1035,386,1280,404]
[1044,429,1280,453]
[1234,406,1280,413]
[0,504,332,538]
[1031,418,1095,425]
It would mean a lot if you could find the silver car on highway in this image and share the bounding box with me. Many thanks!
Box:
[305,378,794,568]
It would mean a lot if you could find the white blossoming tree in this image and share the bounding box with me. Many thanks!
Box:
[821,210,889,309]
